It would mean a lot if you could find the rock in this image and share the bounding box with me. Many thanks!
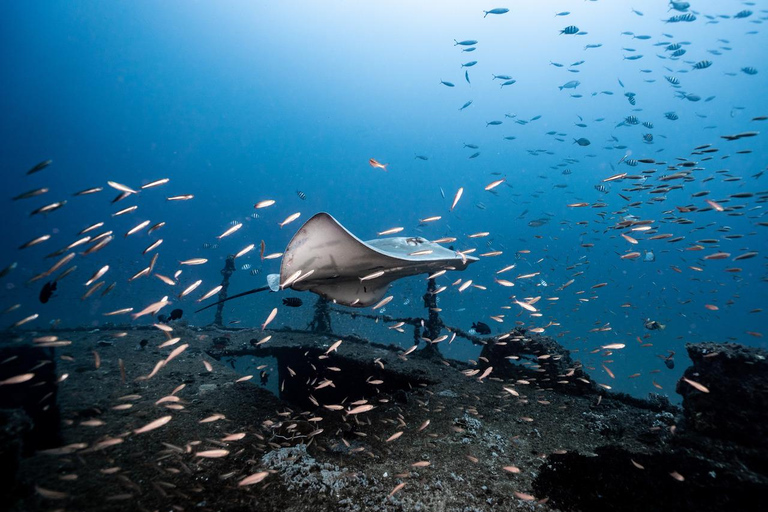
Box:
[0,409,32,495]
[0,345,61,452]
[478,330,596,395]
[678,342,768,448]
[198,384,218,396]
[533,445,763,512]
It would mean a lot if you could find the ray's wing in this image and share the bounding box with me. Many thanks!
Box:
[280,213,406,306]
[281,212,476,307]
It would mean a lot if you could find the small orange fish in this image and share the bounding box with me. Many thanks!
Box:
[682,377,709,393]
[621,233,638,244]
[239,471,269,486]
[196,449,230,458]
[705,199,723,212]
[134,415,172,434]
[262,307,278,330]
[346,404,375,415]
[388,482,406,497]
[0,373,35,386]
[369,158,388,171]
[386,431,404,442]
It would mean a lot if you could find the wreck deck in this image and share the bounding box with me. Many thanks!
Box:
[1,326,765,512]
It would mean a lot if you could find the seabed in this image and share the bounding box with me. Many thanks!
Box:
[1,320,766,512]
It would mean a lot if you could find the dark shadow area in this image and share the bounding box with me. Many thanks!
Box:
[207,335,436,411]
[533,445,765,512]
[0,345,61,453]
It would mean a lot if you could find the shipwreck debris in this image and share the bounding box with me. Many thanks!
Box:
[212,255,237,326]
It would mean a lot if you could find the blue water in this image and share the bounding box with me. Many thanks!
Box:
[1,1,766,400]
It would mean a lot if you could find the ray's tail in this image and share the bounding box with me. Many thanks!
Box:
[194,286,270,314]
